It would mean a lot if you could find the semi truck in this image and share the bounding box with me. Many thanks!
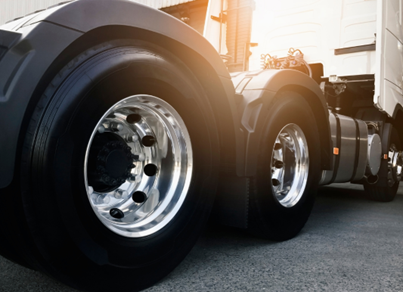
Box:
[0,0,401,291]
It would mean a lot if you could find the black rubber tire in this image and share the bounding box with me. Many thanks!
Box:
[364,127,400,202]
[247,92,321,241]
[0,181,34,269]
[13,40,219,291]
[364,181,399,202]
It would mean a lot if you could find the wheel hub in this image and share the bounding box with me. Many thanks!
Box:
[84,94,193,238]
[388,146,403,184]
[88,133,135,192]
[270,123,309,208]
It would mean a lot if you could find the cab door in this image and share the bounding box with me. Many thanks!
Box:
[375,0,403,117]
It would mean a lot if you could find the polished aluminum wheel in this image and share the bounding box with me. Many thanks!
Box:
[388,144,403,185]
[84,95,192,238]
[271,123,309,208]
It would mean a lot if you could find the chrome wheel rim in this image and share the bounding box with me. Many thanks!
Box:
[271,123,309,208]
[388,144,403,185]
[84,94,193,238]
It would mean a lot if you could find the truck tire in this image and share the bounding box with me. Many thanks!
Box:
[11,39,219,291]
[0,184,34,270]
[364,127,401,202]
[248,92,321,241]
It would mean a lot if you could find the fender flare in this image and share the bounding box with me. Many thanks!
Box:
[0,0,238,188]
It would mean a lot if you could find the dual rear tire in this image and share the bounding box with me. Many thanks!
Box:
[364,126,402,202]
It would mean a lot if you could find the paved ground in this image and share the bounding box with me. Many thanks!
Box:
[1,183,403,292]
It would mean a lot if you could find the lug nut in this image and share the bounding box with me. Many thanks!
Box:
[97,125,106,133]
[137,153,145,162]
[142,135,156,147]
[114,190,128,199]
[126,134,139,143]
[94,194,110,205]
[130,153,145,162]
[111,123,123,132]
[110,208,124,219]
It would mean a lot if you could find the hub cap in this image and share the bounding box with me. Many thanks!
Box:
[84,95,193,238]
[271,124,309,208]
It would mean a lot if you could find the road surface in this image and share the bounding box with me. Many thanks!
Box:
[1,183,402,291]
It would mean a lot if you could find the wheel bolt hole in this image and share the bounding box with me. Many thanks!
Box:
[144,164,158,176]
[142,135,156,147]
[272,179,281,187]
[274,143,282,150]
[126,114,142,124]
[110,208,124,219]
[274,160,284,168]
[132,191,147,204]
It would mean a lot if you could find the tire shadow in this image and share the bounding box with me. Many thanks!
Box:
[2,183,402,292]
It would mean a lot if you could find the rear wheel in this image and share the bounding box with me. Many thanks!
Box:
[364,126,402,202]
[248,92,321,241]
[12,40,219,291]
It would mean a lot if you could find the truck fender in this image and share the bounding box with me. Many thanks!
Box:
[0,0,238,188]
[233,69,332,176]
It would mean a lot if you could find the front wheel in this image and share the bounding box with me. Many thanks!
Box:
[13,40,219,291]
[248,92,321,241]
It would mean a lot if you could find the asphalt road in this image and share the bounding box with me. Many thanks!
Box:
[1,183,402,292]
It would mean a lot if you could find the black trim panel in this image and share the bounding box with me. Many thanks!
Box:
[334,44,376,55]
[0,29,21,62]
[351,119,360,181]
[329,114,341,184]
